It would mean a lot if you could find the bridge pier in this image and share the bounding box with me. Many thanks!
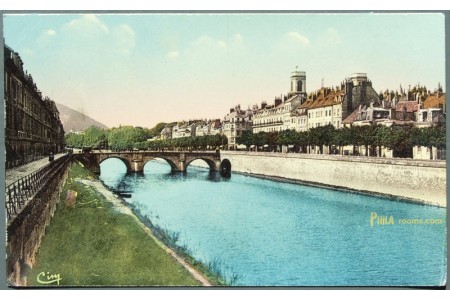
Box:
[131,159,145,173]
[178,153,186,172]
[215,161,221,172]
[92,165,101,175]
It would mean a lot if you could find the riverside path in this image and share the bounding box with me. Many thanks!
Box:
[5,153,66,186]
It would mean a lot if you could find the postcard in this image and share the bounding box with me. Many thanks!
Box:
[2,12,447,288]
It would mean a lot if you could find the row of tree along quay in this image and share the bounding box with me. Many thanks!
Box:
[64,125,228,151]
[64,123,445,159]
[237,124,446,158]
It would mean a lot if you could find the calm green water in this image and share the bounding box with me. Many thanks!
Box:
[99,158,446,286]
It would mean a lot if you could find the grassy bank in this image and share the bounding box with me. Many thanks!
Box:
[26,162,202,287]
[129,204,237,286]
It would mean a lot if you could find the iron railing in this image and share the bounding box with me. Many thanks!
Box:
[5,154,71,221]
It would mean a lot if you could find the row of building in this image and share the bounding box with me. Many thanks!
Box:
[156,70,446,154]
[4,45,65,169]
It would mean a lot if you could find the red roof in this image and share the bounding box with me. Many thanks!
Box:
[395,101,419,112]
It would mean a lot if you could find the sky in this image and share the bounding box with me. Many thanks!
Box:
[3,13,446,128]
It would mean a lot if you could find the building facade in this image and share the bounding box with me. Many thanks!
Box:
[171,121,197,139]
[297,87,343,130]
[195,119,222,137]
[4,45,65,169]
[223,105,256,149]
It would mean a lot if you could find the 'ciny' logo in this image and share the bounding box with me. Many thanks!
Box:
[370,211,394,227]
[37,272,62,285]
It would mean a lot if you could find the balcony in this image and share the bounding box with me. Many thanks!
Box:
[252,121,283,128]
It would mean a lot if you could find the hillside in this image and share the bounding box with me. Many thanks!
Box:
[56,103,108,132]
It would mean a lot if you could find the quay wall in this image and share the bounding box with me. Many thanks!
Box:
[220,151,446,207]
[6,156,71,286]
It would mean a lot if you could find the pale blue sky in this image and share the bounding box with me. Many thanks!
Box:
[3,13,445,128]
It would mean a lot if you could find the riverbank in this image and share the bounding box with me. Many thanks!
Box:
[221,151,446,207]
[26,161,211,287]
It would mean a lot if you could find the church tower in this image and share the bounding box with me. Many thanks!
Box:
[289,68,307,101]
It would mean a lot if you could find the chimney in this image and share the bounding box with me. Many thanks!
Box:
[230,108,235,113]
[274,98,282,107]
[261,101,267,109]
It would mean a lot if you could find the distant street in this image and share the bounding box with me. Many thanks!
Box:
[5,153,66,186]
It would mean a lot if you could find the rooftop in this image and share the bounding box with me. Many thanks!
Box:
[423,92,446,109]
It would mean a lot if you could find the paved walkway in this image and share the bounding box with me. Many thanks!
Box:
[5,153,67,187]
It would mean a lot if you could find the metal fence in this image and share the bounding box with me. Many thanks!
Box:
[5,154,71,221]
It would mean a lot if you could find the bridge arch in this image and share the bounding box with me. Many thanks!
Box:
[185,158,218,172]
[219,159,232,175]
[142,157,180,172]
[99,156,132,174]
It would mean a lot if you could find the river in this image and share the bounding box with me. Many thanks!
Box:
[99,158,446,287]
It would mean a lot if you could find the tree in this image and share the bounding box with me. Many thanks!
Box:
[83,126,108,149]
[321,124,335,154]
[296,131,309,153]
[358,126,378,156]
[147,122,168,138]
[374,125,391,157]
[266,131,279,151]
[253,132,267,151]
[382,125,413,158]
[65,132,84,148]
[108,126,148,151]
[410,125,446,159]
[236,130,254,150]
[309,125,334,154]
[333,127,352,154]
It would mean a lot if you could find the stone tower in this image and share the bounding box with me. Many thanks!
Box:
[290,69,307,97]
[341,73,381,120]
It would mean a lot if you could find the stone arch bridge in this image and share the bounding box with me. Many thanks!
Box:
[73,151,230,174]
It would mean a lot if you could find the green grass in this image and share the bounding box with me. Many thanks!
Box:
[26,162,201,287]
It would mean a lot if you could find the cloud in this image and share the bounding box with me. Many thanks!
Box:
[232,33,244,43]
[191,35,227,50]
[114,24,136,55]
[166,51,180,59]
[285,32,310,45]
[228,33,245,49]
[61,16,136,56]
[67,14,109,35]
[22,48,34,57]
[36,28,57,46]
[275,31,310,54]
[321,28,341,45]
[46,29,56,36]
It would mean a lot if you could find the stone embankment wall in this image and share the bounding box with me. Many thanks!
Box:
[6,156,71,286]
[221,151,446,207]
